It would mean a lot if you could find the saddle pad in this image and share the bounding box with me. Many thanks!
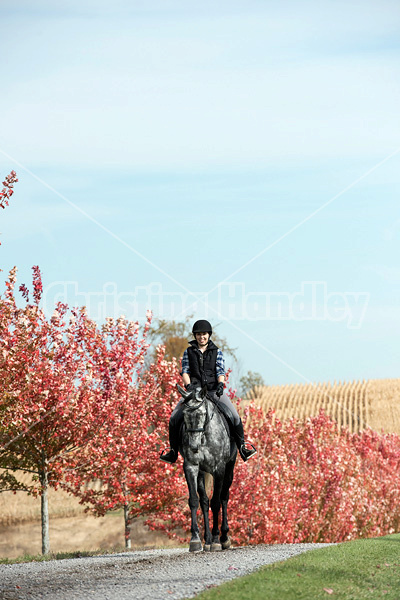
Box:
[217,410,232,439]
[211,405,237,459]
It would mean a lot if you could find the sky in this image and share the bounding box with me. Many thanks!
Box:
[1,0,400,388]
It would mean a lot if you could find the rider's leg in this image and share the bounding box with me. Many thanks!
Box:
[231,419,257,461]
[160,402,184,464]
[209,391,257,462]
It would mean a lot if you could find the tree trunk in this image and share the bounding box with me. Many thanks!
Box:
[124,503,131,549]
[40,465,50,554]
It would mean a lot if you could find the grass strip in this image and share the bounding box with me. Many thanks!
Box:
[0,544,183,565]
[0,549,118,564]
[194,534,400,600]
[0,550,104,565]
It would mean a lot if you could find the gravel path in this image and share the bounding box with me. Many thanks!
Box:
[0,544,332,600]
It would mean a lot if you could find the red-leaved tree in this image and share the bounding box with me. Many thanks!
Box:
[0,266,117,554]
[59,336,187,548]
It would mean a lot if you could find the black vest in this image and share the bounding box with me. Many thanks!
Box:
[187,339,218,391]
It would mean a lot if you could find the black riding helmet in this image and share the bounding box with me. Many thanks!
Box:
[192,319,212,336]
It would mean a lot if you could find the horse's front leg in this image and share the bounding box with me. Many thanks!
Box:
[220,458,235,550]
[210,471,224,551]
[197,471,211,551]
[183,462,202,552]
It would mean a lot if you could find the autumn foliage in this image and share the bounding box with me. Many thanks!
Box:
[0,170,18,252]
[0,266,186,551]
[58,340,187,545]
[146,399,400,545]
[0,170,18,211]
[1,267,112,492]
[1,264,400,551]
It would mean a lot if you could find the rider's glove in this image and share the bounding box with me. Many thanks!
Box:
[185,383,195,392]
[216,382,224,397]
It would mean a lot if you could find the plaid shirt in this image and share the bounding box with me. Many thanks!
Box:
[181,347,225,378]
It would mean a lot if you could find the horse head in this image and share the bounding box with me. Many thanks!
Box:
[176,384,208,454]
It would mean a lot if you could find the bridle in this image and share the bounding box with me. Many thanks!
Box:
[184,394,215,433]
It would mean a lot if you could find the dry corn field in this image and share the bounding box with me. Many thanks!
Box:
[245,378,400,435]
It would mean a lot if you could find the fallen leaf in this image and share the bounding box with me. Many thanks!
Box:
[297,573,302,577]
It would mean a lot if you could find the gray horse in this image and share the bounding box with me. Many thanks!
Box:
[177,384,237,552]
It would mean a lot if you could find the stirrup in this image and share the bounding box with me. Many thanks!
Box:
[239,443,257,462]
[160,448,178,464]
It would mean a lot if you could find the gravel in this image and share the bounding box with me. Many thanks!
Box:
[0,544,333,600]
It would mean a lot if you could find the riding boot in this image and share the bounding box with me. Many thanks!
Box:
[232,420,257,462]
[160,411,182,464]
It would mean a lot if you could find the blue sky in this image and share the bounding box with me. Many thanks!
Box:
[1,0,399,387]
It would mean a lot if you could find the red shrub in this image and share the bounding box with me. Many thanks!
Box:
[147,400,400,545]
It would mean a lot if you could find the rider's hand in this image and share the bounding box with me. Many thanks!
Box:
[185,383,195,392]
[216,382,224,397]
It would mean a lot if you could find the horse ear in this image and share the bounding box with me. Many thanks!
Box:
[200,385,208,398]
[176,384,191,399]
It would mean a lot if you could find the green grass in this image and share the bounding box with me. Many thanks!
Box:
[194,534,400,600]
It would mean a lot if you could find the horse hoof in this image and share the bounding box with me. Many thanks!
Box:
[189,540,203,553]
[221,538,231,550]
[210,542,222,552]
[203,544,211,552]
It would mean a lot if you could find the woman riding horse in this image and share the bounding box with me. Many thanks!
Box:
[160,319,256,464]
